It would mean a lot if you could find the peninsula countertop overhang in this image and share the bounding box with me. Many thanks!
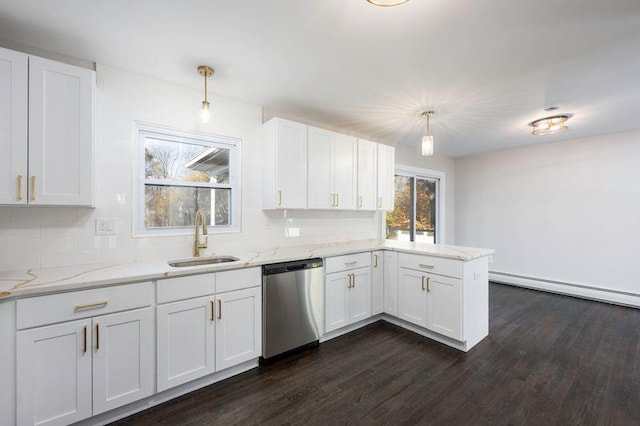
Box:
[0,240,494,301]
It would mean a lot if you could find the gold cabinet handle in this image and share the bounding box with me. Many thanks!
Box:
[30,176,36,201]
[358,195,363,208]
[83,325,87,354]
[74,301,108,312]
[344,261,358,267]
[373,254,378,268]
[17,175,23,201]
[378,197,382,209]
[95,323,100,350]
[210,300,215,321]
[331,193,337,207]
[422,276,426,291]
[347,273,353,288]
[218,299,222,320]
[418,264,435,269]
[335,193,339,207]
[427,276,431,292]
[277,190,282,206]
[351,273,355,288]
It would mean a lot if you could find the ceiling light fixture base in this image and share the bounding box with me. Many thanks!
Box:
[198,65,214,77]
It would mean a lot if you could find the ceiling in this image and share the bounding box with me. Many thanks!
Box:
[1,0,639,157]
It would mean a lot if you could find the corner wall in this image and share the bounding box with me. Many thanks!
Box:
[455,129,640,306]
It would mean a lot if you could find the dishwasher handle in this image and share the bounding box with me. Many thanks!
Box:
[262,258,323,275]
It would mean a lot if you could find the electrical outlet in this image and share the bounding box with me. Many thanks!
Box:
[96,218,117,235]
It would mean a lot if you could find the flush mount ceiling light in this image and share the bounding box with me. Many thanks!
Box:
[197,65,214,123]
[528,114,573,136]
[366,0,410,6]
[421,111,434,156]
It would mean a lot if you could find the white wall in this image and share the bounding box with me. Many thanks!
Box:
[394,146,456,244]
[0,65,380,271]
[455,129,640,306]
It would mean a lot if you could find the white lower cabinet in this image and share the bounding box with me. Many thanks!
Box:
[156,268,262,392]
[156,296,215,392]
[16,306,154,426]
[325,253,372,334]
[383,251,399,316]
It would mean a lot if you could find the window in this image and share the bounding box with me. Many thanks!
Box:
[135,124,240,235]
[386,168,443,243]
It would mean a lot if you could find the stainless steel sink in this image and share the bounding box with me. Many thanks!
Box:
[168,256,239,267]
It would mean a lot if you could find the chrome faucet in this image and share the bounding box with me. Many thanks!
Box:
[194,209,208,257]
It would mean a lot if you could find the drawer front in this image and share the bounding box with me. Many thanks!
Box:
[325,252,372,274]
[157,273,215,304]
[17,281,153,330]
[216,267,261,293]
[398,252,462,279]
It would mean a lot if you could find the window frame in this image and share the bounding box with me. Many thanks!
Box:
[386,165,446,244]
[133,123,241,236]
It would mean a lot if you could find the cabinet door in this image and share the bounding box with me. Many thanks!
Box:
[333,133,357,210]
[215,287,261,371]
[398,268,428,328]
[427,274,463,340]
[371,251,384,315]
[28,56,94,206]
[307,126,333,209]
[383,251,399,316]
[325,271,350,333]
[92,307,154,414]
[157,297,215,392]
[275,119,307,209]
[0,47,28,205]
[356,139,377,211]
[377,144,395,211]
[349,268,372,323]
[17,319,92,426]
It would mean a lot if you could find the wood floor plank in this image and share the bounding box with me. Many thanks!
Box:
[111,283,640,426]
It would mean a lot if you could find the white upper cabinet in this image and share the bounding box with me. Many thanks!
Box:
[28,57,94,206]
[356,139,377,211]
[0,47,94,206]
[0,47,28,205]
[308,126,357,210]
[377,143,395,211]
[262,118,308,209]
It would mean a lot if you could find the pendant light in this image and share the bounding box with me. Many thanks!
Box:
[197,65,214,123]
[421,111,434,156]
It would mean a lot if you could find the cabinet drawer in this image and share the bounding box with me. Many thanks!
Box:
[157,273,215,304]
[325,252,372,274]
[17,281,153,330]
[398,253,462,279]
[216,267,261,293]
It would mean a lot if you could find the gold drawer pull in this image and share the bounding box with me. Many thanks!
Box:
[421,276,426,291]
[277,190,282,206]
[418,264,435,269]
[74,301,108,312]
[426,276,431,292]
[17,175,23,201]
[218,299,222,320]
[358,195,363,208]
[30,176,36,201]
[83,325,87,354]
[210,300,215,321]
[373,254,378,268]
[344,261,358,266]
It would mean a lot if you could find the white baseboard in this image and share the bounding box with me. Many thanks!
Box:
[490,271,640,308]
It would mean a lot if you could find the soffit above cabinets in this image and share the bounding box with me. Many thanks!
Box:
[1,0,639,156]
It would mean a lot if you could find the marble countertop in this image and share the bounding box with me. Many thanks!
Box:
[0,240,493,301]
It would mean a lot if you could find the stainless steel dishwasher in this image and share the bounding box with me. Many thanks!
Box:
[262,258,324,360]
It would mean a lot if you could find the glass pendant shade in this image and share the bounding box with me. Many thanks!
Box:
[422,135,434,156]
[528,114,571,136]
[200,101,211,123]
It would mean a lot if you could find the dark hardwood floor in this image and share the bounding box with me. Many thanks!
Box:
[112,284,640,425]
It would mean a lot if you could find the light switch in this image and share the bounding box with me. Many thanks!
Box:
[96,218,117,235]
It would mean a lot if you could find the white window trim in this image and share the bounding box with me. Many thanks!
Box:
[133,123,242,237]
[388,164,446,244]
